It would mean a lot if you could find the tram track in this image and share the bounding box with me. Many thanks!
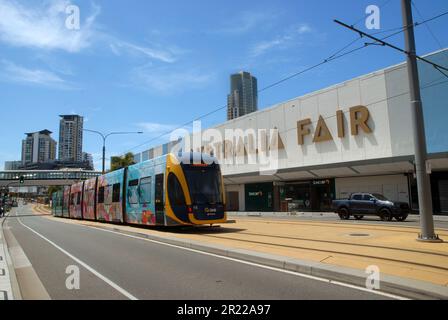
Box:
[225,231,448,258]
[196,232,448,273]
[234,218,448,234]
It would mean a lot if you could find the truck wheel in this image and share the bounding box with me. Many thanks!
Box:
[354,215,364,220]
[380,209,393,221]
[338,208,350,220]
[395,214,408,222]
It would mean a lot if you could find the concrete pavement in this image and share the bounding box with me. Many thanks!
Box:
[228,211,448,221]
[228,211,448,229]
[0,216,15,300]
[33,204,448,299]
[4,204,395,300]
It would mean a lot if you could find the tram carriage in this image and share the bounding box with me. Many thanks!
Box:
[51,153,227,227]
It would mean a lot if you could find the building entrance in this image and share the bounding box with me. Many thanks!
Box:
[279,179,335,212]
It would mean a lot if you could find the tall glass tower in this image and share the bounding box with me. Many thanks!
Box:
[227,71,258,120]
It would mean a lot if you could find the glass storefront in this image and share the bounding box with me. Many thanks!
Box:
[408,172,448,215]
[278,179,335,212]
[245,183,274,212]
[431,172,448,215]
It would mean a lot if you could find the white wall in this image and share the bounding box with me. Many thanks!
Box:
[335,175,409,203]
[213,66,414,176]
[175,58,416,179]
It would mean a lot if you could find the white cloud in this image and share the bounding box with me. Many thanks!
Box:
[297,24,312,34]
[250,23,313,57]
[0,0,99,52]
[251,39,284,57]
[0,60,76,89]
[109,41,177,64]
[131,65,213,94]
[213,11,277,34]
[136,122,178,135]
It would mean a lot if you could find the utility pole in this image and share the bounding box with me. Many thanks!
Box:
[102,144,106,175]
[401,0,440,242]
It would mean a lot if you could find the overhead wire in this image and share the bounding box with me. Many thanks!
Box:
[111,6,448,161]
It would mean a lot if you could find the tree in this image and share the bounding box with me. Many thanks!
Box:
[110,152,135,172]
[48,186,62,197]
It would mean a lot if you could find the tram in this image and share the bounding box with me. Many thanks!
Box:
[52,153,227,226]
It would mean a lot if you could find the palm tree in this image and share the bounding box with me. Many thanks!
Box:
[110,152,136,172]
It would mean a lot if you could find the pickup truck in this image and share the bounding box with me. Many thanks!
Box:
[332,193,410,222]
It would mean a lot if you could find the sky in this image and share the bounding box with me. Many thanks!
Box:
[0,0,447,170]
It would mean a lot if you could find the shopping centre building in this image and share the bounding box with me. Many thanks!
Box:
[133,49,448,215]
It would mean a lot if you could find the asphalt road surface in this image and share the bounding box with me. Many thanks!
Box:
[4,205,401,300]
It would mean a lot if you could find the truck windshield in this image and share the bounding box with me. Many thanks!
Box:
[182,164,223,205]
[372,194,389,201]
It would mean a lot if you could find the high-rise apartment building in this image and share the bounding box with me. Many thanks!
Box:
[82,152,94,170]
[227,71,258,120]
[21,130,57,165]
[4,161,22,170]
[59,115,83,162]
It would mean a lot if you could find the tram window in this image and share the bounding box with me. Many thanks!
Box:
[104,185,113,204]
[98,187,105,203]
[128,180,139,204]
[168,173,186,206]
[112,183,121,203]
[86,189,94,205]
[139,177,152,204]
[77,192,81,204]
[128,179,139,187]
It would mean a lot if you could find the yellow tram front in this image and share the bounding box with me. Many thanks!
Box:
[165,153,227,226]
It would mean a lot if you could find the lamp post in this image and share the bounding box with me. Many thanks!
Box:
[83,129,143,174]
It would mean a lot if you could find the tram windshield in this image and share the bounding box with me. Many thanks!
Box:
[182,164,223,205]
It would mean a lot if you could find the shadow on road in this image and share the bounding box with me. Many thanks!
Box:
[111,222,247,235]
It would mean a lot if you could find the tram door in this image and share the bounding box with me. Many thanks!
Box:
[155,174,165,225]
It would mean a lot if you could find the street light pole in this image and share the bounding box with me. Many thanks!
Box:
[102,143,106,176]
[84,129,143,174]
[401,0,440,242]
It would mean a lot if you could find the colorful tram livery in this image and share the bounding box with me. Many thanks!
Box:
[51,153,227,227]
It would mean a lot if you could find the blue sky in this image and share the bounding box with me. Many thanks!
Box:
[0,0,447,170]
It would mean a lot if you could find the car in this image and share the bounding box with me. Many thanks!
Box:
[332,193,410,222]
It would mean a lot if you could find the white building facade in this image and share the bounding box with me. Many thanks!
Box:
[134,49,448,214]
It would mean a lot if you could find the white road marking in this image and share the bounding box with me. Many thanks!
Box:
[15,215,138,301]
[87,226,409,300]
[24,207,410,300]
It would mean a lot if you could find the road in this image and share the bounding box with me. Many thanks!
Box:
[3,205,400,300]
